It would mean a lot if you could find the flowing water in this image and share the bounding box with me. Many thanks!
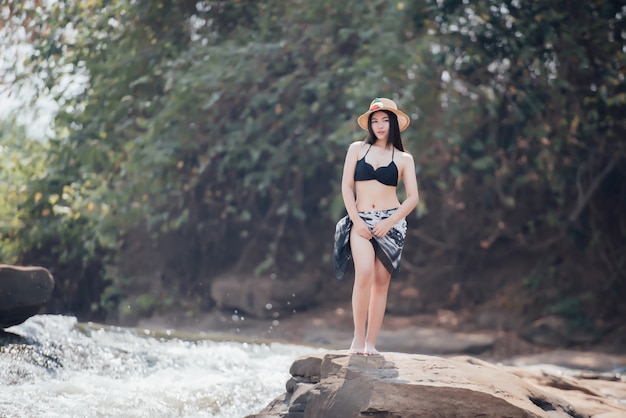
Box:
[0,315,319,418]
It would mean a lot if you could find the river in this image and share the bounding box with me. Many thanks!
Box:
[0,315,318,418]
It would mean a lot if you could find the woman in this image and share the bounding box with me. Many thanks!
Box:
[334,97,419,355]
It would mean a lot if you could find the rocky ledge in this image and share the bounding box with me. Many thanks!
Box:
[0,265,54,329]
[248,351,626,418]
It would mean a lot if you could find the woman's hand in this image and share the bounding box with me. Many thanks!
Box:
[353,219,373,240]
[371,218,394,238]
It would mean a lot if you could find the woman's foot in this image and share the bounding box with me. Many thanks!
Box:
[364,342,380,355]
[348,337,366,355]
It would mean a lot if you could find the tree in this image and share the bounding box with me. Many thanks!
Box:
[402,0,626,323]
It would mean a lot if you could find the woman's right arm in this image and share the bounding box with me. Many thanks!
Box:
[341,142,372,239]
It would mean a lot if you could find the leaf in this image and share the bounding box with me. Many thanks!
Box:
[471,156,495,171]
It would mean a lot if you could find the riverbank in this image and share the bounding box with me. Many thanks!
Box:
[134,300,626,369]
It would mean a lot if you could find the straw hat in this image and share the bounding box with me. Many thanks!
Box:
[357,98,410,132]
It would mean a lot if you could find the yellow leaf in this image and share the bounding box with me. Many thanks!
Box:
[49,194,60,205]
[34,192,42,202]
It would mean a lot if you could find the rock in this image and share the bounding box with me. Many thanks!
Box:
[248,351,626,418]
[521,315,601,347]
[210,273,321,318]
[0,265,54,329]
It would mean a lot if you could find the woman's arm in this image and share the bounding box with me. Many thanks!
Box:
[397,152,420,218]
[341,142,372,239]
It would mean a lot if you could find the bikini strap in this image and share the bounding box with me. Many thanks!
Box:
[362,143,373,157]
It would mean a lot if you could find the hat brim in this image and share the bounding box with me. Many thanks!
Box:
[357,108,410,132]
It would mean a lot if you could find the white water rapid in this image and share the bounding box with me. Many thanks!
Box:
[0,315,319,417]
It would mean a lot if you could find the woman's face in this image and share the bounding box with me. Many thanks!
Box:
[370,111,389,141]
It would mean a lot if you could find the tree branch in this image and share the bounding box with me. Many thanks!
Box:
[568,152,623,223]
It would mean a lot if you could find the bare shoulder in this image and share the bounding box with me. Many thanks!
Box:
[397,150,415,165]
[348,140,367,150]
[399,149,414,159]
[346,140,367,156]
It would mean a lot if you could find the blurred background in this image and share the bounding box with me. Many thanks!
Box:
[1,0,624,345]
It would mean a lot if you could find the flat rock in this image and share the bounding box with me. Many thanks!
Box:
[248,351,626,418]
[0,265,54,329]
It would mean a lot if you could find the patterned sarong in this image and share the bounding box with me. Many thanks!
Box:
[333,208,407,280]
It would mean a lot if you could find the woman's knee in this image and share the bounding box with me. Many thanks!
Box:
[372,274,391,291]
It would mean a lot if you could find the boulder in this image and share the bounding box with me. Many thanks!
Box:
[0,265,54,329]
[210,273,321,318]
[248,351,626,418]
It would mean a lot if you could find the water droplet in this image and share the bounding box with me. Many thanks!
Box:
[265,303,273,310]
[272,320,279,326]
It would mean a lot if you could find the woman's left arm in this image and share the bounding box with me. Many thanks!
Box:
[397,153,419,217]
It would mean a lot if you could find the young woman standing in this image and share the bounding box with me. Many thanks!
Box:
[334,98,419,355]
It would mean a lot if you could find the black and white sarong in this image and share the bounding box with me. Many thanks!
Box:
[333,208,407,280]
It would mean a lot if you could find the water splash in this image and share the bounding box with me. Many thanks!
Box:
[0,315,318,417]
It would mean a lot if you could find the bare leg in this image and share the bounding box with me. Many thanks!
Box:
[349,229,376,354]
[364,258,391,355]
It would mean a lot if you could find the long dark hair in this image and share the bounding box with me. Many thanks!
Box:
[365,110,404,151]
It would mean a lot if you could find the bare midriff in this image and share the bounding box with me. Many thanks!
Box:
[355,181,400,211]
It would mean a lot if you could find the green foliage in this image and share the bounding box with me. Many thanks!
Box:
[0,118,48,263]
[406,1,625,277]
[2,0,624,322]
[414,0,625,222]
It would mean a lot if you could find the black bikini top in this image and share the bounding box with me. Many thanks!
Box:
[354,144,398,187]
